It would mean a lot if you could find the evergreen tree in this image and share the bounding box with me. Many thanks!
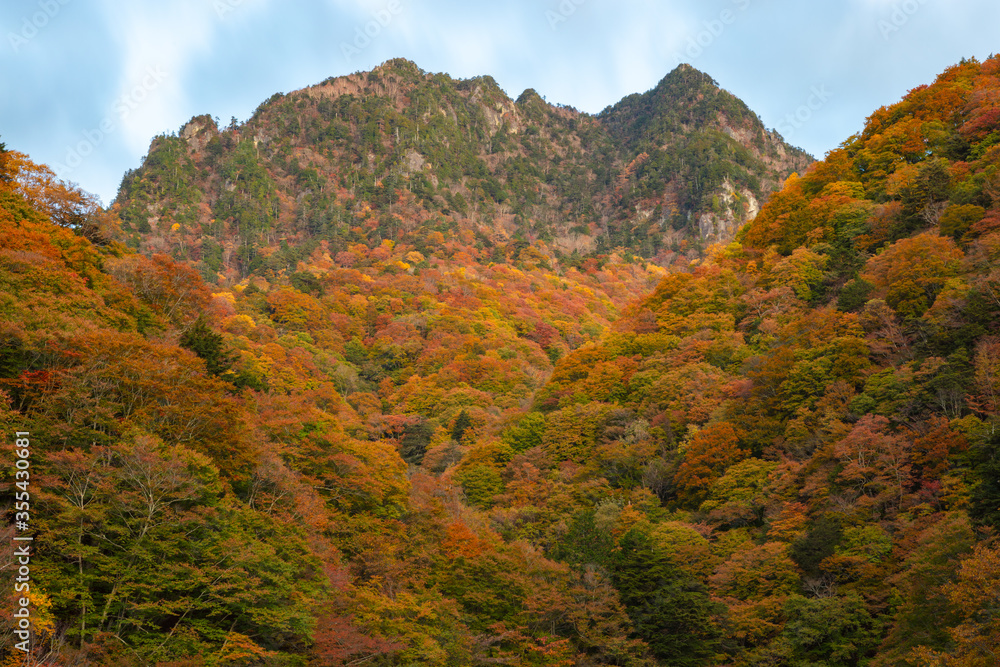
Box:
[610,527,722,665]
[179,315,235,378]
[451,409,472,442]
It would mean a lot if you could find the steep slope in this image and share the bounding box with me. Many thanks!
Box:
[1,60,810,665]
[600,63,809,244]
[113,59,809,285]
[0,145,657,665]
[474,55,1000,665]
[0,149,333,663]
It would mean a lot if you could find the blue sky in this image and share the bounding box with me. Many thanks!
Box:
[2,0,997,206]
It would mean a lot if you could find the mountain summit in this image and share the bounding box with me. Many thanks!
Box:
[600,63,811,242]
[113,59,810,284]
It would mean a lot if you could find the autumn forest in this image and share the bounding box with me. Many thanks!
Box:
[2,56,1000,665]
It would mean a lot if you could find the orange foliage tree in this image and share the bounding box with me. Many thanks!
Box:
[674,421,748,504]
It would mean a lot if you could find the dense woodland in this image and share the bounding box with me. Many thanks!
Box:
[2,57,1000,666]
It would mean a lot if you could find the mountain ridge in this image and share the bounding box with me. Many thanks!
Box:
[112,58,812,285]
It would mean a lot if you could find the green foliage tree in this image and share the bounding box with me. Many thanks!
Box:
[778,593,881,666]
[939,203,986,240]
[179,314,235,378]
[610,526,722,666]
[969,429,1000,529]
[457,464,503,508]
[790,516,842,576]
[0,135,10,182]
[451,409,472,442]
[35,434,324,662]
[837,278,874,312]
[400,418,435,465]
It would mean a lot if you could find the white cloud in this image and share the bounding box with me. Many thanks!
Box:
[6,0,997,206]
[97,0,270,154]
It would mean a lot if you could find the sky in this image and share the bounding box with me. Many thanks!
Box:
[1,0,997,206]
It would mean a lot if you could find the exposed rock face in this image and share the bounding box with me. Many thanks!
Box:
[180,115,218,151]
[696,179,760,245]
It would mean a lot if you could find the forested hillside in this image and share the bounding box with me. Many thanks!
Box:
[0,143,662,665]
[485,56,1000,665]
[2,55,1000,667]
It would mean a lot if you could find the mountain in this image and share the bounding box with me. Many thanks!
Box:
[492,55,1000,665]
[600,63,809,242]
[5,55,1000,666]
[112,59,810,285]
